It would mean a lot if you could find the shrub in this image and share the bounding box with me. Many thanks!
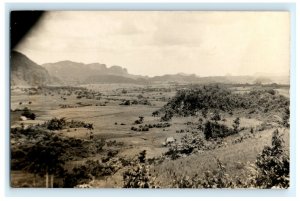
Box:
[211,110,221,121]
[161,111,173,121]
[202,108,208,118]
[232,117,240,133]
[64,158,120,187]
[131,100,138,104]
[204,121,234,139]
[164,146,181,160]
[123,151,157,188]
[172,158,234,188]
[120,100,130,105]
[42,118,93,131]
[152,111,159,117]
[134,116,144,124]
[107,150,119,158]
[46,118,66,130]
[138,150,146,163]
[123,163,152,188]
[170,129,289,189]
[21,107,36,120]
[282,107,290,128]
[200,159,234,188]
[255,129,289,188]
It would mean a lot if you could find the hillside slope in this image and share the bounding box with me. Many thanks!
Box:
[11,51,54,86]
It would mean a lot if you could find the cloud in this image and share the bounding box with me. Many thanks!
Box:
[15,11,290,77]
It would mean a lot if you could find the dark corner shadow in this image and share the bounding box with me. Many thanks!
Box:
[10,11,45,51]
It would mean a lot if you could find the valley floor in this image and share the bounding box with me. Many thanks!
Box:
[10,83,290,188]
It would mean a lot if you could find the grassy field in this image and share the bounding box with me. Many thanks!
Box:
[151,128,289,187]
[10,83,290,188]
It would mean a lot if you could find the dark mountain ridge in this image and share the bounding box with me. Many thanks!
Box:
[11,51,289,86]
[10,51,58,86]
[43,61,129,84]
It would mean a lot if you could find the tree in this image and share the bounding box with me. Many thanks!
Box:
[232,117,240,133]
[161,111,173,122]
[255,129,289,188]
[134,116,144,124]
[198,117,204,130]
[87,123,94,130]
[139,116,144,122]
[138,150,146,163]
[123,151,156,188]
[24,136,66,188]
[152,111,159,117]
[204,121,213,140]
[47,118,66,130]
[282,107,290,128]
[204,120,233,139]
[202,108,208,119]
[211,110,221,122]
[121,89,127,94]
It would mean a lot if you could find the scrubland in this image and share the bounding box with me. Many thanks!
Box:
[10,83,290,188]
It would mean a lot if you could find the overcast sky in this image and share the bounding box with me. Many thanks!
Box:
[15,11,290,77]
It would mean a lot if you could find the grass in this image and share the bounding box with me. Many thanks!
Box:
[10,171,45,188]
[10,84,290,188]
[151,128,289,187]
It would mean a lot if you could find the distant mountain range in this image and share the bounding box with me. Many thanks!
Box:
[43,61,130,85]
[10,51,289,86]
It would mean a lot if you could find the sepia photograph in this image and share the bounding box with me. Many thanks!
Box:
[10,11,290,189]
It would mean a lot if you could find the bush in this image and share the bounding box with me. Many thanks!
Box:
[164,147,180,160]
[138,150,146,163]
[123,151,157,188]
[21,107,36,120]
[282,107,290,128]
[107,150,119,158]
[232,117,240,133]
[161,111,173,121]
[134,116,144,124]
[172,158,234,188]
[255,129,289,188]
[204,121,234,139]
[170,129,289,189]
[120,100,130,105]
[42,118,93,131]
[152,111,159,117]
[64,159,119,187]
[211,110,221,121]
[47,118,66,130]
[123,164,152,188]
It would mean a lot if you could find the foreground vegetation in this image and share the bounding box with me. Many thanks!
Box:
[10,83,290,188]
